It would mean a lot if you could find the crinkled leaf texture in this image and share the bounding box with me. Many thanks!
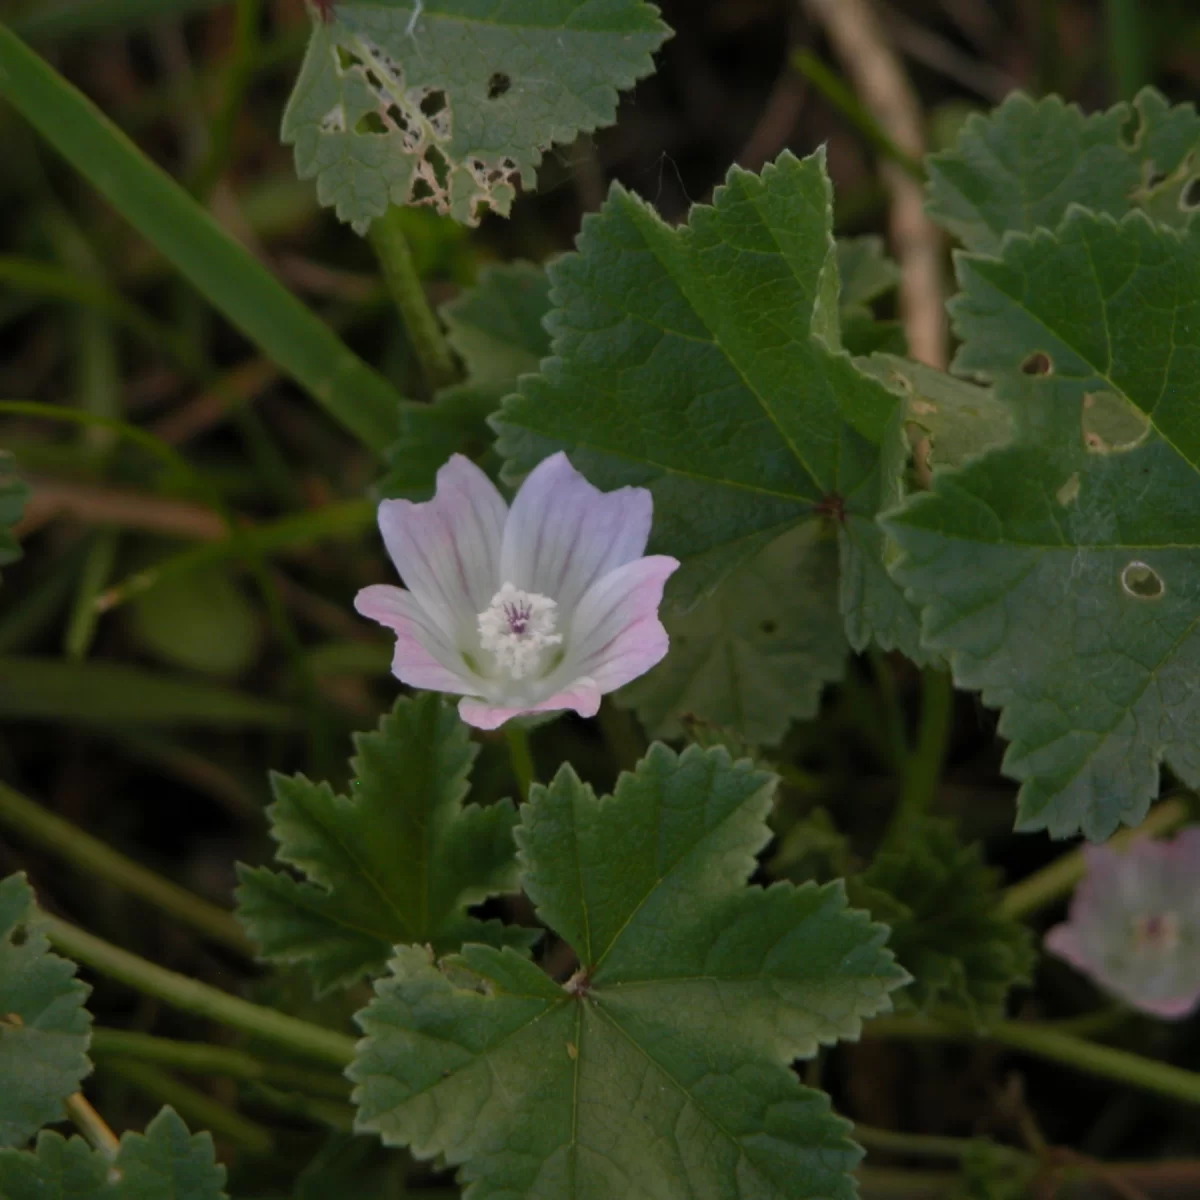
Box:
[351,743,908,1199]
[0,452,29,579]
[0,1107,226,1199]
[927,87,1200,253]
[885,210,1200,840]
[236,694,532,995]
[618,524,846,746]
[0,874,92,1148]
[848,819,1034,1022]
[379,263,552,499]
[496,150,925,725]
[283,1,670,232]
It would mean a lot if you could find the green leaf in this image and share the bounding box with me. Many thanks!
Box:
[128,565,261,678]
[837,235,900,314]
[0,23,404,452]
[236,693,528,994]
[0,873,91,1148]
[927,87,1200,254]
[378,263,552,498]
[351,743,907,1199]
[884,210,1200,839]
[951,1140,1039,1200]
[0,658,299,728]
[0,453,29,579]
[496,150,916,657]
[283,1,670,232]
[848,820,1034,1022]
[618,524,847,745]
[859,354,1013,471]
[0,1107,227,1199]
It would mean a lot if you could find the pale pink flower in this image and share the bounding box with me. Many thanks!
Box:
[355,453,678,730]
[1044,829,1200,1019]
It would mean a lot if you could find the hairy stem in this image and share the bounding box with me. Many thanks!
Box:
[885,667,953,847]
[0,781,253,956]
[43,916,355,1069]
[505,723,536,802]
[65,1093,120,1160]
[369,206,459,392]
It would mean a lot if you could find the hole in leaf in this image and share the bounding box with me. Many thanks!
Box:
[412,178,435,200]
[1020,352,1052,376]
[760,620,778,635]
[1183,177,1200,210]
[355,111,388,135]
[1081,391,1150,453]
[1121,561,1164,599]
[336,46,361,70]
[487,72,512,99]
[425,145,450,189]
[420,89,447,117]
[1146,168,1168,190]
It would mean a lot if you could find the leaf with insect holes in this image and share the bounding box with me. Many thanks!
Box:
[927,87,1200,254]
[0,874,92,1149]
[0,452,29,581]
[284,1,670,233]
[495,149,924,666]
[848,819,1035,1022]
[377,263,552,498]
[617,523,847,746]
[351,743,907,1200]
[884,210,1200,840]
[0,1107,227,1199]
[859,354,1013,471]
[236,694,533,995]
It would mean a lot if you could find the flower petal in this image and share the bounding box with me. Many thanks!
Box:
[458,677,602,730]
[500,452,653,613]
[355,584,476,694]
[566,555,679,692]
[378,455,507,640]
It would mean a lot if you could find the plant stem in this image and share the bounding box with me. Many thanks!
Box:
[0,781,253,956]
[65,1093,120,1160]
[1103,0,1148,100]
[852,1122,1031,1167]
[100,1059,275,1156]
[369,206,459,392]
[598,700,644,774]
[504,723,536,801]
[1000,796,1190,920]
[90,1029,350,1099]
[865,1014,1200,1108]
[890,667,953,842]
[43,916,355,1069]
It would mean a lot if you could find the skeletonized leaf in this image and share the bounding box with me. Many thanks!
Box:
[885,210,1200,839]
[236,693,530,994]
[927,87,1200,253]
[617,524,847,745]
[0,1107,227,1199]
[0,874,92,1148]
[352,743,907,1199]
[283,1,670,232]
[496,150,920,663]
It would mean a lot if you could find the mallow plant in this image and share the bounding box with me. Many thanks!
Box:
[0,3,1199,1198]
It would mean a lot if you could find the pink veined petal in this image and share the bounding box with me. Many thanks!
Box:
[566,555,680,692]
[354,584,476,695]
[377,455,507,640]
[1043,923,1090,972]
[458,677,602,731]
[1135,992,1200,1020]
[500,452,654,613]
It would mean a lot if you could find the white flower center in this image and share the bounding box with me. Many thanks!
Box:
[477,582,563,680]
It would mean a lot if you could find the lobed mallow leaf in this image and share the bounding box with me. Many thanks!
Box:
[496,149,924,706]
[283,1,670,233]
[0,873,92,1149]
[351,743,908,1199]
[884,210,1200,840]
[848,819,1034,1022]
[0,1107,226,1199]
[236,694,531,995]
[927,87,1200,253]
